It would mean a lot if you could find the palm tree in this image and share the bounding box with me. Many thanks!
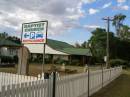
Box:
[112,13,126,37]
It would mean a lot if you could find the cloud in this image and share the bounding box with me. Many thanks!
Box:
[82,0,96,4]
[88,8,99,15]
[84,25,100,31]
[66,2,85,20]
[85,25,100,28]
[0,0,88,36]
[113,0,129,11]
[121,5,129,10]
[113,5,129,10]
[117,0,126,3]
[102,2,112,9]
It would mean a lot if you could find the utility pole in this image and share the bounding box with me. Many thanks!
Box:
[102,17,113,68]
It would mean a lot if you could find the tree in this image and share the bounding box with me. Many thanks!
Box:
[81,41,87,48]
[112,13,126,37]
[120,25,130,40]
[88,28,120,62]
[88,28,108,62]
[88,28,130,64]
[0,32,8,39]
[75,42,81,48]
[7,36,21,44]
[0,32,21,44]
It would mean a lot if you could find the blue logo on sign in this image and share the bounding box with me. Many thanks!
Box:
[36,33,43,39]
[24,33,29,38]
[30,32,35,39]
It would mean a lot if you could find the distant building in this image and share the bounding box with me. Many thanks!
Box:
[25,39,92,65]
[0,39,21,57]
[0,39,92,65]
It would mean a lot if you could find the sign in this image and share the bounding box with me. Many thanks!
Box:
[104,56,107,62]
[22,21,48,44]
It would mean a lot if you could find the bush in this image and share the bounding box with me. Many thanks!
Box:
[109,59,128,67]
[54,58,69,65]
[71,59,80,66]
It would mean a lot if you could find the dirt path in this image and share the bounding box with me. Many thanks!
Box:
[91,69,130,97]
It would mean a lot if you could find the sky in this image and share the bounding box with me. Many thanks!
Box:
[0,0,130,44]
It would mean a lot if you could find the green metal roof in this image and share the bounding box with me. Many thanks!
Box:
[0,38,91,56]
[47,39,74,50]
[47,39,92,56]
[61,48,92,56]
[0,39,21,47]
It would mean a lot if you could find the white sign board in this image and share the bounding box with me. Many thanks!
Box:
[22,21,48,44]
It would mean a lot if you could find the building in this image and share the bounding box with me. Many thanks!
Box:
[0,39,21,57]
[25,39,92,65]
[0,39,21,65]
[0,39,92,65]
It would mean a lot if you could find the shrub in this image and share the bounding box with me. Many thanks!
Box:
[71,59,80,66]
[109,59,128,67]
[54,58,69,65]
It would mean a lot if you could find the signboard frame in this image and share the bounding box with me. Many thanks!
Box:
[21,21,48,73]
[21,21,48,44]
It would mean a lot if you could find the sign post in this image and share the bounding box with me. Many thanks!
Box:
[22,21,48,73]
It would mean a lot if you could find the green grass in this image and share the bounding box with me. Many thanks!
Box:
[91,69,130,97]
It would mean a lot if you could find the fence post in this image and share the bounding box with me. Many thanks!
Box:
[52,72,56,97]
[101,64,104,88]
[88,66,90,97]
[109,67,111,81]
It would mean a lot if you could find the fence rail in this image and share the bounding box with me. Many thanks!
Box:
[0,66,122,97]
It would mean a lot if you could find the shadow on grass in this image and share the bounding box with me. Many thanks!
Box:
[91,72,130,97]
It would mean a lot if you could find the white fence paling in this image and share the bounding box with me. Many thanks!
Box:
[0,72,38,91]
[0,66,122,97]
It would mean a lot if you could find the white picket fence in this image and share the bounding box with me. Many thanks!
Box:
[0,66,122,97]
[0,72,39,91]
[55,67,122,97]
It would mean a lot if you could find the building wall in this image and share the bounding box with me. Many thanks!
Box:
[0,47,18,56]
[30,53,69,64]
[0,47,8,56]
[53,55,69,61]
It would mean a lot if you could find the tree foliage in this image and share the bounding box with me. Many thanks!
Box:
[88,28,114,62]
[88,28,130,63]
[0,32,8,39]
[0,32,21,44]
[112,13,126,37]
[120,25,130,40]
[74,42,81,48]
[75,41,88,48]
[81,41,87,48]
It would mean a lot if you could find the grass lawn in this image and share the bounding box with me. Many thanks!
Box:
[0,64,103,76]
[0,64,87,76]
[91,68,130,97]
